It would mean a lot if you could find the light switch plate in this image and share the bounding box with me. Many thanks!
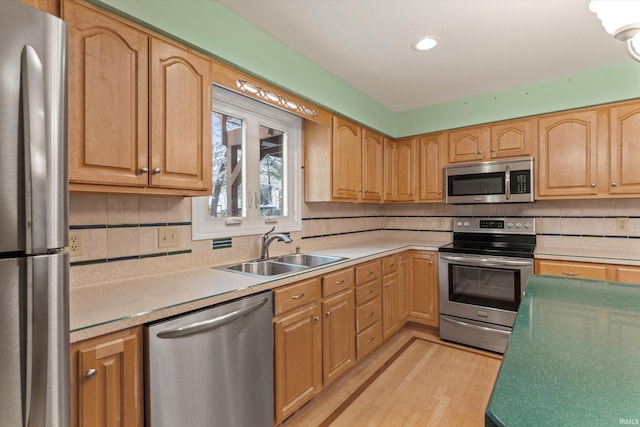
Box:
[158,227,179,248]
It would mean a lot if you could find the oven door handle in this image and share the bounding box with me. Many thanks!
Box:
[441,316,511,336]
[439,254,532,268]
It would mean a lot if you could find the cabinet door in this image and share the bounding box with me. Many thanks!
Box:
[382,272,400,339]
[538,109,603,198]
[20,0,59,14]
[383,138,396,201]
[71,327,143,427]
[609,101,640,195]
[65,0,149,187]
[322,291,355,385]
[395,138,416,201]
[490,118,536,159]
[448,126,489,163]
[408,251,439,327]
[332,117,362,199]
[361,129,384,201]
[274,304,322,425]
[150,38,212,191]
[398,253,410,323]
[417,133,444,201]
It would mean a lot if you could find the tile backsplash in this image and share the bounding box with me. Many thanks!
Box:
[68,193,640,288]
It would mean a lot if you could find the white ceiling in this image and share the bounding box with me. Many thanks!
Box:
[218,0,632,112]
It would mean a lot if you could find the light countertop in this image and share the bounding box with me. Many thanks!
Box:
[486,275,640,426]
[70,239,443,342]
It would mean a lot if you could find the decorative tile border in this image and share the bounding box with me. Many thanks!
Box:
[69,249,193,267]
[212,238,232,250]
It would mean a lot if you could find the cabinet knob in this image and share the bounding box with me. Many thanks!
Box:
[153,167,161,174]
[313,315,320,322]
[325,311,331,317]
[477,150,482,155]
[612,182,618,187]
[591,183,597,188]
[140,167,149,174]
[429,260,433,265]
[85,369,97,380]
[491,148,496,152]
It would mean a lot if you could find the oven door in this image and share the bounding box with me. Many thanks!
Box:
[438,253,533,327]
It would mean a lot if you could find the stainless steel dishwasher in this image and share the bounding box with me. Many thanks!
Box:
[145,291,273,427]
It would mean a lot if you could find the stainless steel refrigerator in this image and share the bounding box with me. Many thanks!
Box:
[0,1,69,426]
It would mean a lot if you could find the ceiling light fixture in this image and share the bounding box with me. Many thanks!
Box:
[412,36,439,51]
[589,0,640,62]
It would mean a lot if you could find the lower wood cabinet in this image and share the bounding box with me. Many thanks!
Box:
[321,268,356,385]
[407,251,439,327]
[535,259,640,285]
[70,326,143,427]
[355,260,383,359]
[382,254,407,339]
[273,278,322,425]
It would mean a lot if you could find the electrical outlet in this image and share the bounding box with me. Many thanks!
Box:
[68,231,85,257]
[158,227,180,248]
[616,217,629,232]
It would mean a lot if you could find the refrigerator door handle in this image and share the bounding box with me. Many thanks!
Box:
[25,257,49,427]
[21,45,48,255]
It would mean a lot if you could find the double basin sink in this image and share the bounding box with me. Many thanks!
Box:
[218,253,346,278]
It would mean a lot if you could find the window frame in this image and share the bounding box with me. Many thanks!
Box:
[192,86,302,240]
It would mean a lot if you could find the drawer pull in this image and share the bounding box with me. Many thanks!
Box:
[365,312,374,317]
[335,279,345,285]
[85,369,97,380]
[384,284,390,288]
[366,290,374,295]
[291,293,305,300]
[365,271,373,276]
[562,271,579,276]
[366,337,375,343]
[388,263,395,267]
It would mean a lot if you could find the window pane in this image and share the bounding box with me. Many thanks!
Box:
[210,112,243,218]
[259,125,284,217]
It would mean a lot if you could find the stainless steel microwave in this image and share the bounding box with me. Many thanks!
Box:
[445,157,534,204]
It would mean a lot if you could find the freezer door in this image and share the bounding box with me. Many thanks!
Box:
[0,1,68,255]
[0,253,69,427]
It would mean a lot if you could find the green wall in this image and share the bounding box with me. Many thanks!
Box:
[95,0,640,138]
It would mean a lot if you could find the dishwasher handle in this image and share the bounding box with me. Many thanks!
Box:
[156,297,269,339]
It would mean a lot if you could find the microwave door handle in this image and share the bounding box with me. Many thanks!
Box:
[505,165,511,200]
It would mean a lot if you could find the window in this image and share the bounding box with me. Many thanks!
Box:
[192,86,302,239]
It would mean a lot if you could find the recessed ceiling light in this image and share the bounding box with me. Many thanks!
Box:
[412,36,439,51]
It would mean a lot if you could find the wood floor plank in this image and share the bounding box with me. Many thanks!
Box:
[281,325,501,427]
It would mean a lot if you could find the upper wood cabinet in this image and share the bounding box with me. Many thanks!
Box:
[64,0,212,195]
[608,100,640,195]
[537,108,606,198]
[20,0,59,14]
[305,116,384,202]
[448,118,536,163]
[417,133,445,202]
[361,129,385,201]
[384,137,416,202]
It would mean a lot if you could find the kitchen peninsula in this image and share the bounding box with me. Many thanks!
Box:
[486,275,640,426]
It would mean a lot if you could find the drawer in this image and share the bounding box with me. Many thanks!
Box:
[382,254,398,275]
[615,266,640,285]
[356,260,382,285]
[322,268,354,297]
[356,321,382,360]
[536,260,607,281]
[274,277,320,315]
[355,278,381,306]
[355,297,381,332]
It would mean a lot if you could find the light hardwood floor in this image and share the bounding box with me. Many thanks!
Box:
[281,325,502,427]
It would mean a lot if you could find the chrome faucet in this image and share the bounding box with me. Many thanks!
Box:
[260,226,293,259]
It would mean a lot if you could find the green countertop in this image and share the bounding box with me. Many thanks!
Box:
[486,275,640,427]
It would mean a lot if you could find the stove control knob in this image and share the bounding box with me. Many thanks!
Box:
[515,222,522,228]
[507,222,514,228]
[463,221,470,228]
[457,221,463,227]
[524,222,531,229]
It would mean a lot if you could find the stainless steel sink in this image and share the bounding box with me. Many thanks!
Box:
[273,254,345,267]
[218,253,346,277]
[224,260,306,276]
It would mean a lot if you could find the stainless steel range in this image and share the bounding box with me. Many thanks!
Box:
[438,217,535,353]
